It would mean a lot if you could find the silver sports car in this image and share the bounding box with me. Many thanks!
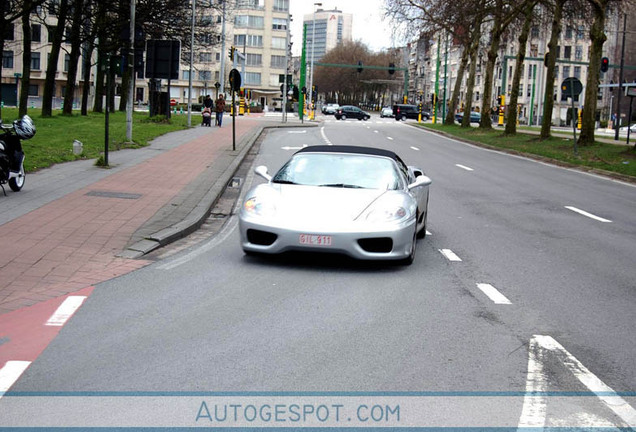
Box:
[238,145,432,265]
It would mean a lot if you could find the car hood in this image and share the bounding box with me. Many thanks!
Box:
[255,183,392,223]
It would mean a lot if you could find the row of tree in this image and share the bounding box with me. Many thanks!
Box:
[1,0,231,120]
[383,0,633,145]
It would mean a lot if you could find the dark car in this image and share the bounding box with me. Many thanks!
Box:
[334,105,371,121]
[393,104,430,121]
[455,111,481,123]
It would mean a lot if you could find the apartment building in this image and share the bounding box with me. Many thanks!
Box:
[1,0,292,111]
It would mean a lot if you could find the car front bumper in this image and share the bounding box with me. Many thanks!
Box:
[239,216,417,261]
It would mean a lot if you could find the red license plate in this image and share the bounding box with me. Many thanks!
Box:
[299,234,332,246]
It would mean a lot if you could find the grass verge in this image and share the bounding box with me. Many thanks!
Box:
[1,108,189,172]
[418,123,636,180]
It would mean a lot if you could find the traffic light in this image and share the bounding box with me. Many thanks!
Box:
[357,60,363,73]
[280,84,284,97]
[497,95,502,106]
[601,57,609,73]
[388,62,395,75]
[544,51,549,67]
[228,46,235,60]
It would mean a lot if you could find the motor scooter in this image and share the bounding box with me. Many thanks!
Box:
[0,115,36,195]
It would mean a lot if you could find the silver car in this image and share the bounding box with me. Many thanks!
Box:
[239,145,431,265]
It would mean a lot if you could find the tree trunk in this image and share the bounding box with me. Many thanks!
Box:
[42,0,69,117]
[81,40,95,115]
[462,17,483,128]
[19,1,32,118]
[445,46,469,125]
[62,0,85,115]
[540,0,565,139]
[479,1,504,130]
[505,0,536,135]
[578,0,608,146]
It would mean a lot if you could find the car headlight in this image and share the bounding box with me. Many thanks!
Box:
[365,206,408,223]
[361,193,415,224]
[243,196,276,217]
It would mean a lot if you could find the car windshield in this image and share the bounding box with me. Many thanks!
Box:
[272,153,403,190]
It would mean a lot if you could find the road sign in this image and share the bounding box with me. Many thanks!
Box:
[626,87,636,97]
[561,77,583,97]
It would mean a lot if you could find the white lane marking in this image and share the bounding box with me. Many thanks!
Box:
[425,230,431,236]
[476,283,512,305]
[565,206,612,223]
[45,296,87,326]
[518,337,548,428]
[410,146,420,151]
[287,130,306,134]
[281,145,307,150]
[0,361,31,398]
[387,137,394,141]
[520,335,636,428]
[374,130,379,133]
[320,126,333,145]
[439,249,462,262]
[455,164,474,171]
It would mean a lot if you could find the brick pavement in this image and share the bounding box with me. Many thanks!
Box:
[0,116,269,315]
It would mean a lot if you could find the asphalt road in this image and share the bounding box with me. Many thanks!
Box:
[5,116,636,428]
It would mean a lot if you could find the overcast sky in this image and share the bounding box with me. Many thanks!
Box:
[288,0,395,56]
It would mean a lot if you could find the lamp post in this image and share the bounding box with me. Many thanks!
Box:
[308,2,322,120]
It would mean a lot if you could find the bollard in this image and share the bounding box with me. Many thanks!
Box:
[72,140,83,155]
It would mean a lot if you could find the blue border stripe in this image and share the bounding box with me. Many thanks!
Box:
[3,391,636,397]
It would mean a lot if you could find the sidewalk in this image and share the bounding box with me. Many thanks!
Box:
[0,113,314,316]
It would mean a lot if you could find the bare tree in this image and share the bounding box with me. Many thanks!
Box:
[41,0,70,117]
[505,0,539,135]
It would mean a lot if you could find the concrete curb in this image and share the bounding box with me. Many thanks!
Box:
[120,122,318,258]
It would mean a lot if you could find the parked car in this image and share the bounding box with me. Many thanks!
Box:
[239,145,432,265]
[455,111,481,123]
[334,105,371,121]
[322,103,340,115]
[393,104,430,121]
[380,106,394,118]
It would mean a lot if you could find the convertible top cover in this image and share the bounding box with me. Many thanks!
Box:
[295,145,406,166]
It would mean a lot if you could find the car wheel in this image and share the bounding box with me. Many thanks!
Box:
[364,116,370,121]
[341,114,347,120]
[416,210,427,239]
[400,230,417,265]
[401,115,407,121]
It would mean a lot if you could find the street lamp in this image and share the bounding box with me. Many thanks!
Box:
[308,2,322,120]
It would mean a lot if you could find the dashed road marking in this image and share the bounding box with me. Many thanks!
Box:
[476,283,512,304]
[0,361,31,398]
[45,296,87,326]
[565,206,612,223]
[387,137,394,140]
[411,146,420,151]
[320,126,333,145]
[439,249,462,262]
[455,164,474,171]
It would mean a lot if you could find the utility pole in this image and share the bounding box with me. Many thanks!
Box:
[126,0,135,141]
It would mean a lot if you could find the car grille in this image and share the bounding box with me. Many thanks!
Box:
[247,229,278,246]
[357,237,393,253]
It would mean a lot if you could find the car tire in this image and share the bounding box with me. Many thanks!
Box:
[416,210,427,239]
[341,114,347,120]
[401,115,407,121]
[400,231,417,265]
[364,116,370,121]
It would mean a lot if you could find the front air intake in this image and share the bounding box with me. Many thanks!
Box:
[247,229,277,246]
[357,237,393,253]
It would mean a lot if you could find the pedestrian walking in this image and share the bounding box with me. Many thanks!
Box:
[215,94,226,127]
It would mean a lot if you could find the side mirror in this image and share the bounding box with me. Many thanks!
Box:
[408,175,432,190]
[254,165,272,181]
